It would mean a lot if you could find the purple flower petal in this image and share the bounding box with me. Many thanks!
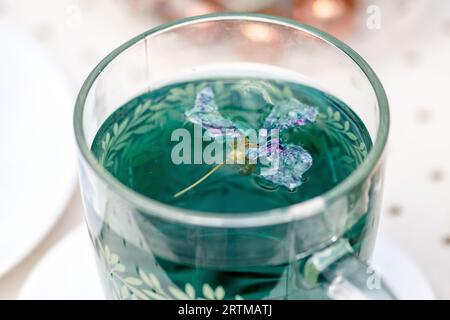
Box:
[259,144,313,189]
[264,98,318,130]
[185,87,236,132]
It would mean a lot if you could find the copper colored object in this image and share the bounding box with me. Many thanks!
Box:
[129,0,357,53]
[235,22,287,62]
[208,0,290,16]
[130,0,221,21]
[208,0,357,38]
[292,0,357,38]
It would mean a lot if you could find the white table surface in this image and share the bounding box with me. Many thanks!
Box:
[0,0,449,299]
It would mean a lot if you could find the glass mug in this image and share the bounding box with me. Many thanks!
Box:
[74,14,392,300]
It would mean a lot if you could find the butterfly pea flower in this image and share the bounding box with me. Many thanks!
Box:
[185,86,237,138]
[259,144,313,190]
[183,86,318,190]
[264,98,318,130]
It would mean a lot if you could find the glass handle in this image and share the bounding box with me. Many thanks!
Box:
[303,239,396,300]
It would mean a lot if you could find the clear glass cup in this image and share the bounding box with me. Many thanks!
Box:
[74,13,391,300]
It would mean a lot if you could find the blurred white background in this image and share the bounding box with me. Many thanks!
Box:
[0,0,449,299]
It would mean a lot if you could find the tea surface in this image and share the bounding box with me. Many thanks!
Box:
[92,79,371,213]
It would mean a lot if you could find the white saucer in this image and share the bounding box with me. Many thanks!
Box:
[18,225,435,300]
[0,21,76,276]
[19,225,104,300]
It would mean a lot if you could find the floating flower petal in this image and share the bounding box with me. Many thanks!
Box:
[259,144,313,190]
[185,87,236,131]
[264,98,318,130]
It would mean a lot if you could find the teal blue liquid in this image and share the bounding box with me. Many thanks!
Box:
[92,79,370,213]
[89,79,374,300]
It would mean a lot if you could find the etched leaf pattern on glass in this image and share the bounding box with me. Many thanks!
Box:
[91,234,243,300]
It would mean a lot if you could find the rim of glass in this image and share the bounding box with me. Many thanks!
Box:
[74,13,389,228]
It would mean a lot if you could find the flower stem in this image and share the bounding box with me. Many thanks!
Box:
[173,163,224,198]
